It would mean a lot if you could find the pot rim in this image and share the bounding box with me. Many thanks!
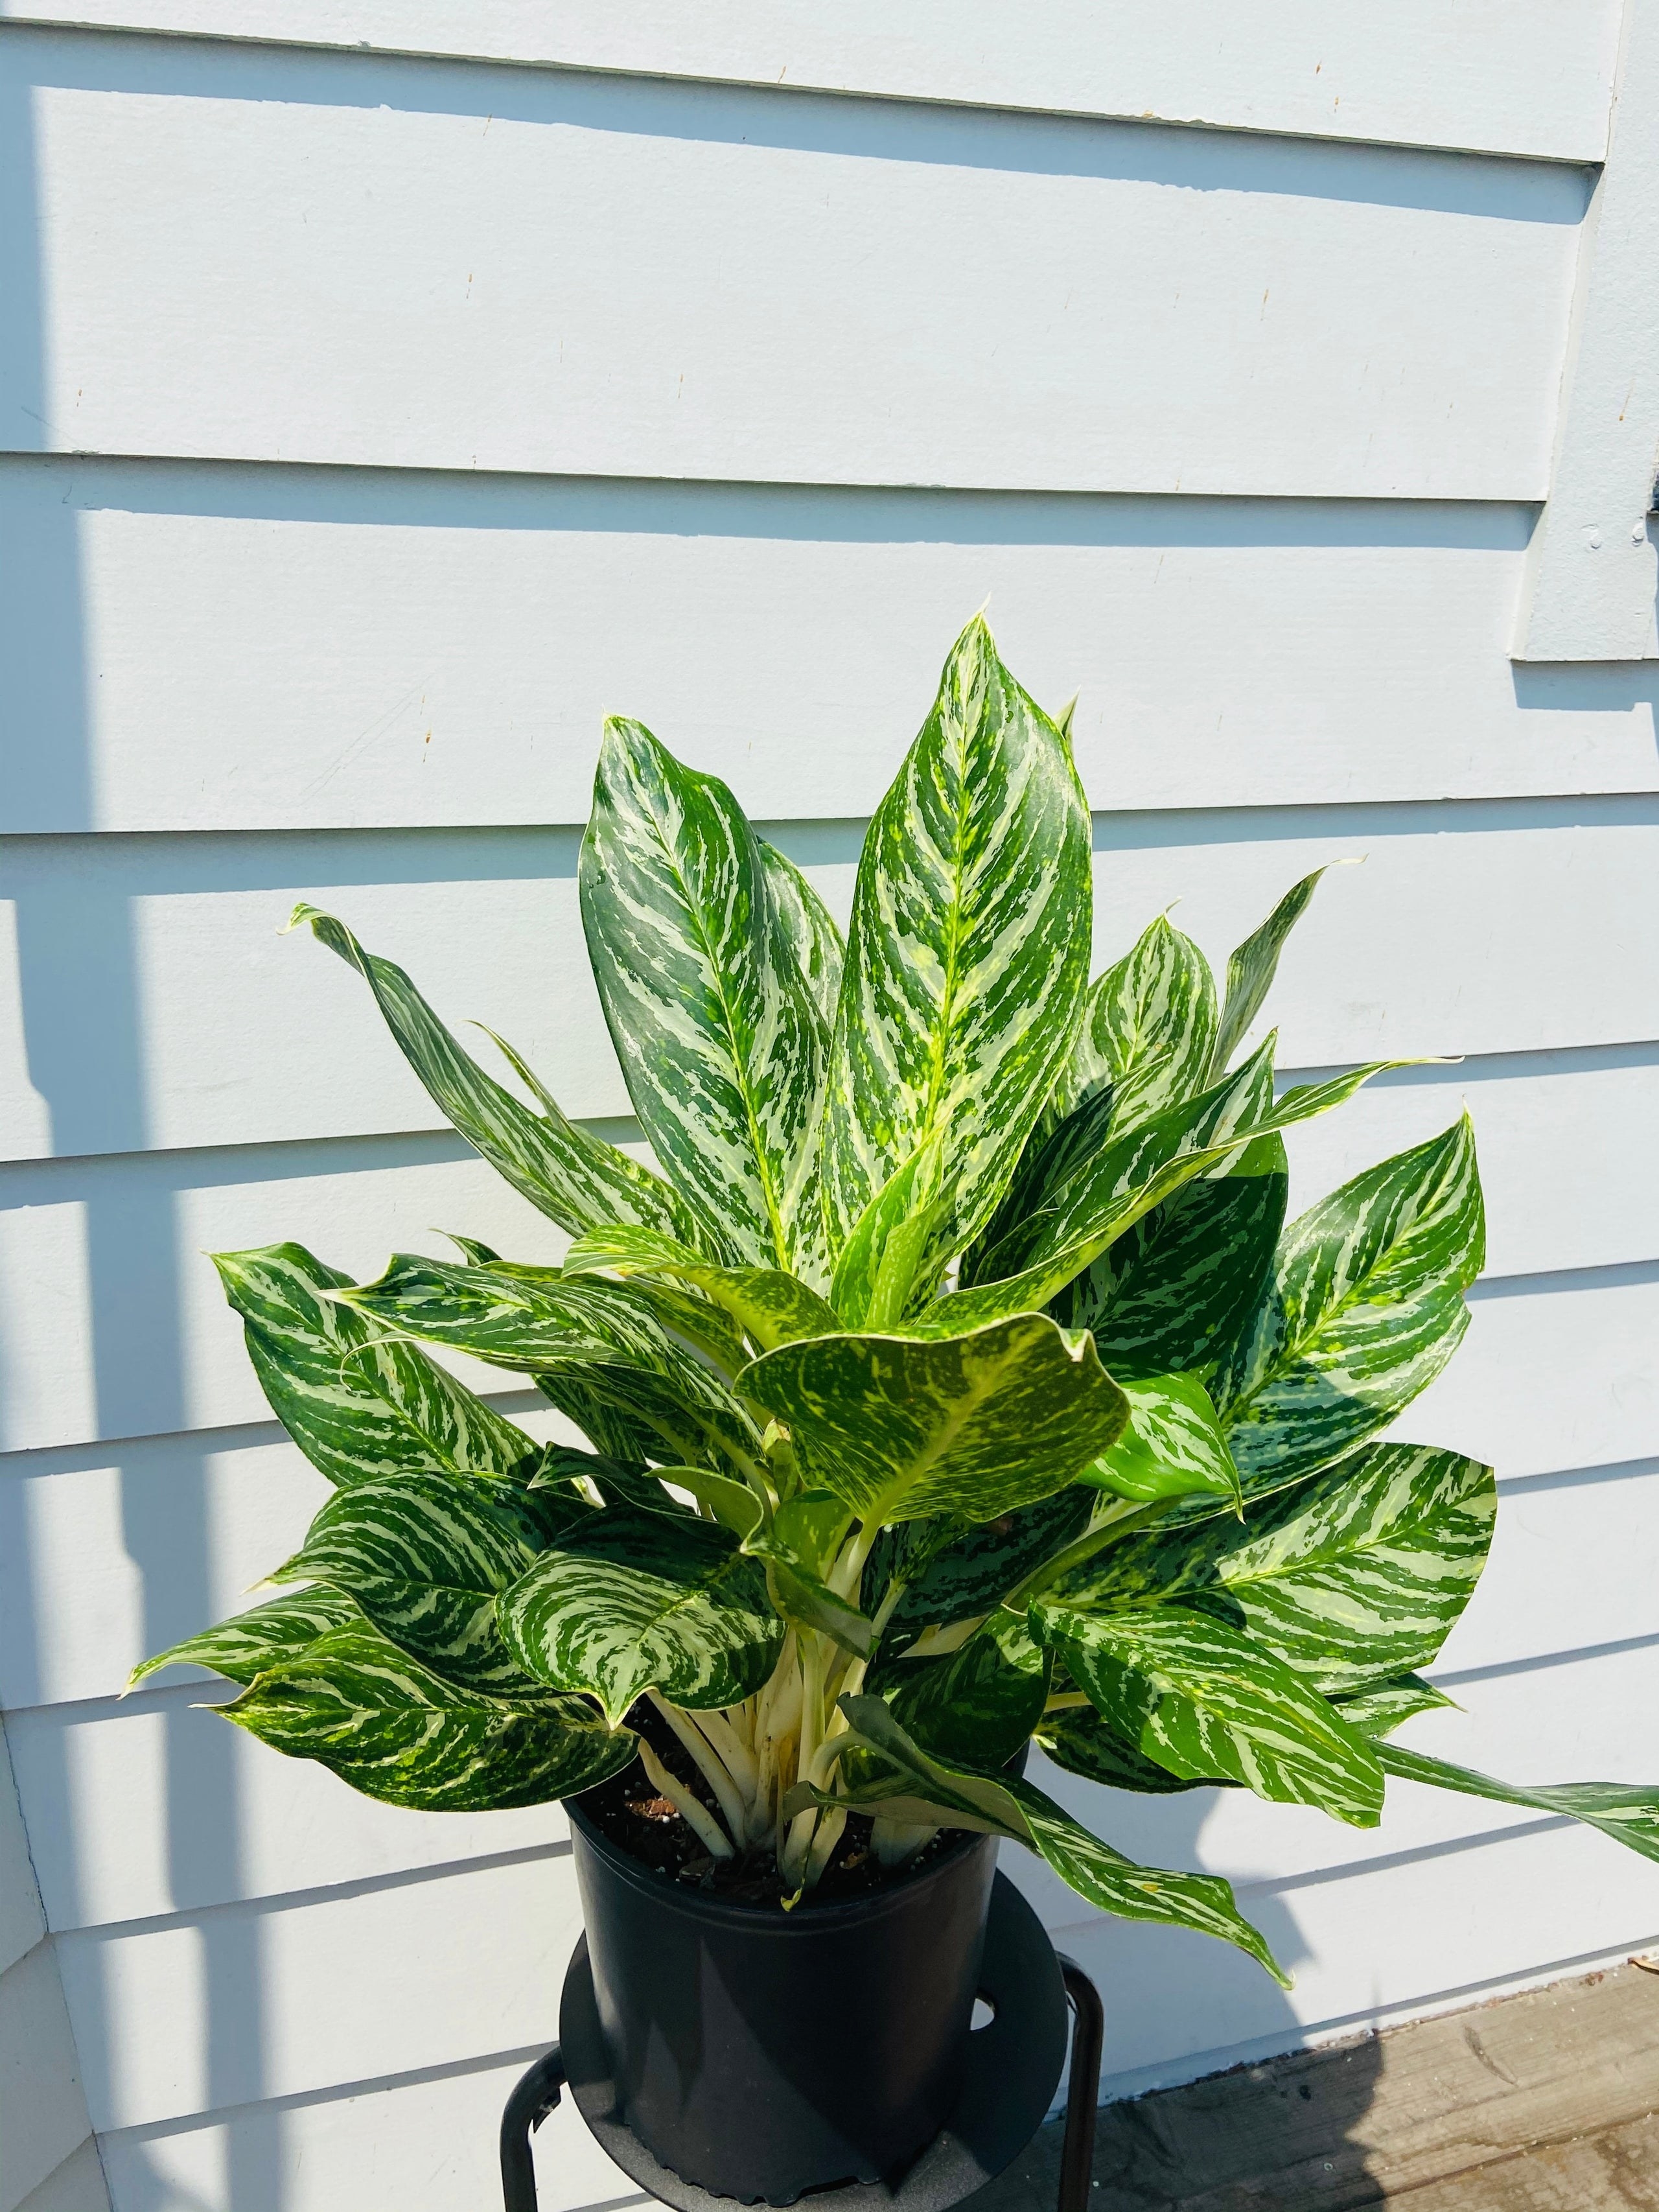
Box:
[568,1786,990,1934]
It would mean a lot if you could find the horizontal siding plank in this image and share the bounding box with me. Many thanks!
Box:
[2,35,1584,496]
[16,1628,1656,1935]
[10,464,1659,837]
[98,2049,634,2212]
[5,813,1658,1165]
[0,1,1621,163]
[1,1054,1655,1456]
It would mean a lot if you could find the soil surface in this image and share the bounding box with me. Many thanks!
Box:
[574,1699,970,1909]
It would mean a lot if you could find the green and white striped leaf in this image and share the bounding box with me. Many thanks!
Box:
[1071,1445,1495,1691]
[872,1486,1095,1640]
[1211,869,1330,1075]
[1069,916,1218,1132]
[579,718,833,1278]
[820,616,1093,1263]
[1032,1601,1384,1824]
[1335,1674,1456,1737]
[809,1698,1287,1984]
[968,1089,1119,1283]
[334,1255,763,1472]
[563,1224,839,1351]
[739,1315,1129,1526]
[1082,1372,1242,1507]
[1057,1138,1288,1377]
[1378,1742,1659,1867]
[271,1471,551,1693]
[761,838,844,1025]
[288,905,698,1245]
[498,1512,782,1725]
[1035,1702,1216,1795]
[873,1612,1052,1770]
[1214,1117,1486,1497]
[131,1587,360,1690]
[224,1624,634,1811]
[531,1369,672,1467]
[756,1555,879,1659]
[214,1243,542,1491]
[830,1141,952,1329]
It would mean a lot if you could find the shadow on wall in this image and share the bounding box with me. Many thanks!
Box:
[0,61,282,2212]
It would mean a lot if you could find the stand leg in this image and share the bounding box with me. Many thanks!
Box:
[1054,1957,1103,2212]
[501,2043,566,2212]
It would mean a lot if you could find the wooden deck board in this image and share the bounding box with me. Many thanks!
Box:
[974,1964,1659,2210]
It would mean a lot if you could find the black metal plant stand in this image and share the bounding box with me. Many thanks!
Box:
[502,1872,1105,2212]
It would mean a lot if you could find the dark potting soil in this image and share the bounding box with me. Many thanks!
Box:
[574,1699,969,1909]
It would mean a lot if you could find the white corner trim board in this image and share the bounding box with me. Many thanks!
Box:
[1515,0,1659,660]
[0,1,1624,163]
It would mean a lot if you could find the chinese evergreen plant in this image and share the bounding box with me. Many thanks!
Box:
[139,620,1659,1977]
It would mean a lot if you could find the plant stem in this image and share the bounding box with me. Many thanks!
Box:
[638,1739,734,1860]
[647,1692,749,1845]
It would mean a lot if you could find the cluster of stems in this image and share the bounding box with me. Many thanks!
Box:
[631,1492,1159,1896]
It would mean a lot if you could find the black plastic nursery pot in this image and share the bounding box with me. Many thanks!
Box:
[567,1797,999,2206]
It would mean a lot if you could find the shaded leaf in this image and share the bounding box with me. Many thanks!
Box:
[872,1487,1095,1640]
[1379,1742,1659,1867]
[1082,1372,1242,1506]
[874,1612,1051,1770]
[1035,1703,1216,1794]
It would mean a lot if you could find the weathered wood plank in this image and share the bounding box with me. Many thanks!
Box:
[977,1961,1659,2211]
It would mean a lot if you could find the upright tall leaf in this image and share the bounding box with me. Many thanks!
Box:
[215,1244,540,1489]
[740,1314,1128,1525]
[1063,1443,1496,1691]
[580,719,833,1278]
[820,617,1092,1261]
[288,906,697,1244]
[1210,869,1330,1075]
[761,840,844,1025]
[1214,1117,1485,1496]
[1071,916,1218,1132]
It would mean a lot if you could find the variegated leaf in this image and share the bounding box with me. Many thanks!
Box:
[1056,1137,1288,1376]
[498,1512,782,1725]
[1334,1674,1455,1736]
[333,1255,764,1473]
[828,1140,951,1329]
[814,1698,1286,1983]
[271,1471,553,1693]
[873,1612,1051,1770]
[1071,916,1218,1132]
[761,838,844,1025]
[131,1587,360,1690]
[1211,869,1330,1075]
[871,1486,1095,1640]
[966,1090,1118,1286]
[739,1315,1128,1526]
[756,1554,879,1658]
[1035,1703,1214,1795]
[1082,1372,1242,1506]
[224,1624,634,1811]
[820,616,1093,1262]
[1032,1601,1384,1824]
[288,905,698,1244]
[1076,1444,1494,1691]
[1379,1742,1659,1867]
[1214,1117,1485,1498]
[922,1045,1405,1333]
[531,1368,671,1467]
[563,1224,839,1351]
[579,718,833,1279]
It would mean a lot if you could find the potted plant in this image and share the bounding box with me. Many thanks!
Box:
[139,619,1659,2204]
